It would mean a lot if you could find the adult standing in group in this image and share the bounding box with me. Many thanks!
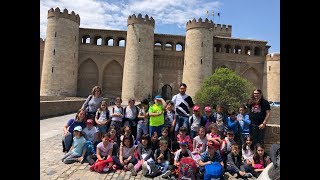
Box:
[62,109,86,152]
[81,86,104,125]
[247,89,271,146]
[148,95,167,137]
[172,83,194,138]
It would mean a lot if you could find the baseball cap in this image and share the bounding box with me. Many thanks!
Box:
[192,105,200,111]
[154,95,162,99]
[86,119,94,125]
[180,141,188,146]
[73,126,82,132]
[207,140,220,149]
[204,106,212,112]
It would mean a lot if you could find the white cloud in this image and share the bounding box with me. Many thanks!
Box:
[40,0,221,39]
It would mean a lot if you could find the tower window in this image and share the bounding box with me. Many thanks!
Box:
[75,36,76,42]
[201,59,202,64]
[55,32,57,37]
[52,67,54,73]
[53,49,55,55]
[201,42,203,47]
[139,38,141,43]
[269,66,271,71]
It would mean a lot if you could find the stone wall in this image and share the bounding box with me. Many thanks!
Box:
[264,124,280,153]
[40,99,85,119]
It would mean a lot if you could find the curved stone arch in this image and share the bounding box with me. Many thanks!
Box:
[234,44,242,54]
[117,37,126,47]
[224,44,232,53]
[102,60,123,98]
[81,35,91,44]
[154,41,162,50]
[93,35,102,45]
[214,43,222,52]
[165,42,173,51]
[105,36,114,46]
[220,65,228,68]
[161,84,173,100]
[254,46,262,56]
[176,42,184,51]
[241,67,260,88]
[77,59,99,97]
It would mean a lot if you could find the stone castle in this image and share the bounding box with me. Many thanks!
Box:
[40,7,280,102]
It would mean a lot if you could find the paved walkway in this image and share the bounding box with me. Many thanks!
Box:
[40,108,243,180]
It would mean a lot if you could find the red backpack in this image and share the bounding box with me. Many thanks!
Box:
[90,156,113,173]
[178,157,197,180]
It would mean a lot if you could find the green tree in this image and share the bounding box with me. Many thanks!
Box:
[194,68,254,111]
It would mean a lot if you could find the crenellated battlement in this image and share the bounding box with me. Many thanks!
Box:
[186,18,214,31]
[266,53,280,61]
[213,23,232,37]
[127,14,155,27]
[47,7,80,24]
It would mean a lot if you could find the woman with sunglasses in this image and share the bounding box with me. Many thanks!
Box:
[81,86,104,125]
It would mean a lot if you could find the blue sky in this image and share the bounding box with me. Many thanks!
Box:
[40,0,279,53]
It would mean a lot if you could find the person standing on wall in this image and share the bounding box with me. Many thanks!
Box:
[246,89,271,146]
[172,83,194,138]
[81,86,104,126]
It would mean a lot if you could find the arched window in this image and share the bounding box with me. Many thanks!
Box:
[176,43,183,51]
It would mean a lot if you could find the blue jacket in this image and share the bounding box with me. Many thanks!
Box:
[227,117,239,134]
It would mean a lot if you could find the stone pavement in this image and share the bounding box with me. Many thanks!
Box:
[40,111,249,180]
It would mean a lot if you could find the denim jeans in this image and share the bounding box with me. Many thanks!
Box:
[62,132,73,151]
[174,115,190,137]
[149,125,163,137]
[137,123,149,141]
[156,161,170,173]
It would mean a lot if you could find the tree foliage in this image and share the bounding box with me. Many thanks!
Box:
[194,68,254,111]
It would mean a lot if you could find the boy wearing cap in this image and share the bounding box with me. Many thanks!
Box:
[148,95,167,137]
[199,140,224,176]
[62,126,87,164]
[203,106,215,133]
[189,105,204,139]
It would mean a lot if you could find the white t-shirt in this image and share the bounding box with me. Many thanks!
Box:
[83,126,99,142]
[111,106,123,122]
[193,135,208,153]
[97,141,114,157]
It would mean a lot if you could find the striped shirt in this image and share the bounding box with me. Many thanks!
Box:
[172,93,194,116]
[200,150,223,163]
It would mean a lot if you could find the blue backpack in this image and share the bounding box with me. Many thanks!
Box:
[204,162,224,180]
[85,141,95,157]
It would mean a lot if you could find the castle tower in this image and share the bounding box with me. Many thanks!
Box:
[121,14,155,101]
[263,53,280,102]
[40,7,80,96]
[182,18,214,98]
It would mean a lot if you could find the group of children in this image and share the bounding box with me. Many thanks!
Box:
[61,97,272,179]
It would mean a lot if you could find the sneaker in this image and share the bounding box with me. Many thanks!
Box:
[161,170,171,179]
[128,163,137,176]
[148,162,159,175]
[245,173,253,178]
[103,167,109,172]
[142,164,148,176]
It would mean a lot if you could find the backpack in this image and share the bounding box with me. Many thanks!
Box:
[204,162,224,180]
[85,141,95,157]
[178,157,197,180]
[90,156,113,173]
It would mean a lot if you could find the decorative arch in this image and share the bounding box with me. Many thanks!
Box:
[81,35,91,44]
[214,44,222,52]
[165,42,173,51]
[77,59,99,97]
[225,44,232,53]
[220,65,228,68]
[176,43,183,51]
[102,60,123,98]
[154,41,162,50]
[254,47,261,56]
[161,84,172,100]
[242,67,260,88]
